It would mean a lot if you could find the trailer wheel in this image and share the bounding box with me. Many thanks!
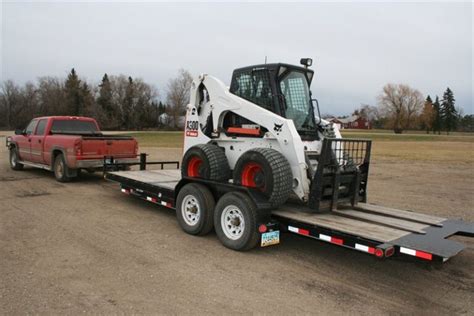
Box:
[176,183,216,236]
[214,191,259,251]
[181,144,230,181]
[233,148,292,207]
[9,147,23,170]
[54,154,73,182]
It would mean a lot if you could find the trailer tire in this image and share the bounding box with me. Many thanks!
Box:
[53,154,72,182]
[181,144,230,181]
[214,191,259,251]
[176,183,216,236]
[9,147,23,170]
[233,148,292,207]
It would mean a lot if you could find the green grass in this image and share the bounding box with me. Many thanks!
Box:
[125,131,184,148]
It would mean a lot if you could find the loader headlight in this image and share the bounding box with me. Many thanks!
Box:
[300,58,312,67]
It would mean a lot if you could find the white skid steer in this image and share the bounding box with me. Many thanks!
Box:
[182,58,363,211]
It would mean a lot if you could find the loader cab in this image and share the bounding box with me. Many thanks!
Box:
[229,62,318,140]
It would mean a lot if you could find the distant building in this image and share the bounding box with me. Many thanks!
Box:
[328,115,371,130]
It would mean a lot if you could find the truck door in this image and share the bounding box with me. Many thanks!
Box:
[16,119,38,162]
[30,119,48,164]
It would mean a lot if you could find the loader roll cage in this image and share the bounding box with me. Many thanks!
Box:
[230,63,319,140]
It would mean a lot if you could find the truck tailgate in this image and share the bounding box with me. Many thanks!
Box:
[80,136,137,158]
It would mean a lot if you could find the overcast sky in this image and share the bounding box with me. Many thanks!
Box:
[1,1,472,115]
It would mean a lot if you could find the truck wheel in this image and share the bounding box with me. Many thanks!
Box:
[176,183,215,236]
[214,191,259,251]
[181,144,230,181]
[54,154,72,182]
[9,148,23,170]
[233,148,292,207]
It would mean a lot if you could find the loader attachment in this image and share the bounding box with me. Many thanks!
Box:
[308,138,371,212]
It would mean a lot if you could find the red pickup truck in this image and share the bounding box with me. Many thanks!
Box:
[6,116,138,182]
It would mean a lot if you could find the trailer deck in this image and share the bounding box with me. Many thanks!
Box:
[105,168,474,263]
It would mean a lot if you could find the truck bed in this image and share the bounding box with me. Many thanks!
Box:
[106,169,473,262]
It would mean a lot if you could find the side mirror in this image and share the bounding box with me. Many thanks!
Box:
[14,129,24,135]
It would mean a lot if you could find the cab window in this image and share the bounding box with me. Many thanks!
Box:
[25,120,38,135]
[230,69,273,111]
[35,119,47,135]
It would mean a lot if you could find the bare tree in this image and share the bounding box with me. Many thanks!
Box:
[166,69,193,128]
[377,83,424,133]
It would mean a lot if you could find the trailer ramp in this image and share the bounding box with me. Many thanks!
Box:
[273,203,473,262]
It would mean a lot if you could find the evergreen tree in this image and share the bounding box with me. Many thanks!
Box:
[80,82,94,118]
[440,87,457,135]
[432,96,442,135]
[64,68,83,115]
[420,95,434,134]
[122,76,135,130]
[97,73,116,129]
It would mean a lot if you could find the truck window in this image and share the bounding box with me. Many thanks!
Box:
[51,120,99,134]
[35,119,47,135]
[25,120,38,135]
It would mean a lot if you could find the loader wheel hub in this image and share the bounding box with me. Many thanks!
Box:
[241,163,264,188]
[187,156,203,177]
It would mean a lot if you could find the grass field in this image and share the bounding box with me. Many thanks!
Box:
[126,130,474,164]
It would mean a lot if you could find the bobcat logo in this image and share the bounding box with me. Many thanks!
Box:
[273,123,283,132]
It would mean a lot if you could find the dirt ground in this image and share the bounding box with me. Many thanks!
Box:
[1,139,473,315]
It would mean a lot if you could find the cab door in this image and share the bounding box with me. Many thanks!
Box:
[16,119,38,162]
[30,119,48,164]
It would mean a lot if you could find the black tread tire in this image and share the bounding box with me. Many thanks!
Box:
[9,148,23,170]
[181,144,230,181]
[54,154,72,182]
[214,191,259,251]
[176,183,216,236]
[233,148,292,208]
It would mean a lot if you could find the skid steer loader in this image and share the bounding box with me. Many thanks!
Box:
[182,58,367,212]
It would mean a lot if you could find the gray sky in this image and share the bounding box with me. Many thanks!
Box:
[1,1,472,115]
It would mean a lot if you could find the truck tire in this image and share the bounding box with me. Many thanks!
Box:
[176,183,216,236]
[233,148,292,208]
[214,191,259,251]
[181,144,230,181]
[53,154,72,182]
[9,148,23,170]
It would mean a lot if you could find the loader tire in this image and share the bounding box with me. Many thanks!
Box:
[233,148,292,208]
[181,144,230,181]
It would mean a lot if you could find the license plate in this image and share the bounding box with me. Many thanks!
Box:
[261,231,280,247]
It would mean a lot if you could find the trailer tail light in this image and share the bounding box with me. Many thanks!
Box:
[374,248,384,258]
[258,224,267,233]
[385,246,395,257]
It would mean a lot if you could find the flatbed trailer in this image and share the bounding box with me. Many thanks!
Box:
[104,158,474,264]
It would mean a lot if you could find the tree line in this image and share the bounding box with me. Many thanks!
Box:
[352,84,472,134]
[0,68,192,130]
